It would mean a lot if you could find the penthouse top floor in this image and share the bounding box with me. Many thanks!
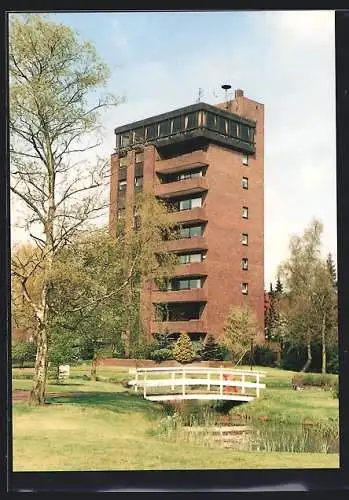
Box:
[114,101,256,157]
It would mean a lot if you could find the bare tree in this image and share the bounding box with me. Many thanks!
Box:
[9,14,121,404]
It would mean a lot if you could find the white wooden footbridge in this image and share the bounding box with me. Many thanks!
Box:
[128,366,266,402]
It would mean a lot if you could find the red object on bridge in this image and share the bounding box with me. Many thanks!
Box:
[223,373,238,394]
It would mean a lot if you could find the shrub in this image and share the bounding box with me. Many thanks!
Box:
[150,348,173,363]
[130,341,156,360]
[291,373,338,390]
[253,345,277,367]
[201,333,219,361]
[172,333,195,364]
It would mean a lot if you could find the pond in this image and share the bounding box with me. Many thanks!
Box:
[159,402,339,454]
[183,422,339,454]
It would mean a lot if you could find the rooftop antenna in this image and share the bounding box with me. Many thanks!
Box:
[197,88,204,103]
[221,84,232,109]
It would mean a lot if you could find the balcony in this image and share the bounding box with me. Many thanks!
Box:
[155,176,208,199]
[173,262,207,278]
[166,236,208,252]
[168,206,208,225]
[150,319,207,334]
[155,150,208,175]
[152,288,208,304]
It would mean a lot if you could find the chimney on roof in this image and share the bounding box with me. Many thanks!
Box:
[235,89,244,98]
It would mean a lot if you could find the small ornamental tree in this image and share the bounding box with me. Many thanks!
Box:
[172,332,195,364]
[201,333,219,361]
[222,305,258,366]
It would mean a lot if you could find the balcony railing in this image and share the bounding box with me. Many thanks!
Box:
[168,206,208,225]
[150,320,207,334]
[152,288,208,303]
[155,150,208,174]
[173,262,207,278]
[165,236,208,252]
[155,176,208,199]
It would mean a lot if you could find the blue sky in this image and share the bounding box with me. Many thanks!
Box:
[11,11,336,287]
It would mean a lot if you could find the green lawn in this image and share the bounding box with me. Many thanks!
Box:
[12,364,339,471]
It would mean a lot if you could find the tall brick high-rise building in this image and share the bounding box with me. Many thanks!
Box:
[109,89,264,344]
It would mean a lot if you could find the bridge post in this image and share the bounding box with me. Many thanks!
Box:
[241,374,245,395]
[144,372,147,398]
[171,372,175,391]
[182,369,186,396]
[256,373,260,398]
[135,371,138,393]
[220,367,223,396]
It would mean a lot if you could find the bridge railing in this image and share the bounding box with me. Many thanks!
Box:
[128,366,266,399]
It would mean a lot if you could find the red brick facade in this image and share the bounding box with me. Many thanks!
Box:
[109,90,264,343]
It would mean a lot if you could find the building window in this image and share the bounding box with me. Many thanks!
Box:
[134,128,144,143]
[229,120,238,138]
[241,283,248,295]
[120,133,130,148]
[119,156,127,167]
[206,112,217,131]
[135,152,144,163]
[178,169,203,181]
[178,253,203,264]
[146,124,156,140]
[242,206,248,219]
[185,112,198,130]
[159,120,171,137]
[242,258,248,270]
[135,176,143,192]
[119,180,127,192]
[242,154,249,166]
[242,233,248,245]
[169,277,202,291]
[172,116,184,134]
[179,196,202,211]
[179,224,203,239]
[242,177,248,189]
[218,116,227,135]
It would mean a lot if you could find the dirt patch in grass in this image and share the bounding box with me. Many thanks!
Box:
[12,389,93,402]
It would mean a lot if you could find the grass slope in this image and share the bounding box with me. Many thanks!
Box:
[12,364,339,471]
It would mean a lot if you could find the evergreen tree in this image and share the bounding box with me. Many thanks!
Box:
[172,332,195,364]
[326,253,337,287]
[275,276,284,295]
[201,333,219,360]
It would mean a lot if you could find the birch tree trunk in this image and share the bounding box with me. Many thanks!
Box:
[322,311,327,374]
[301,340,312,372]
[91,351,99,381]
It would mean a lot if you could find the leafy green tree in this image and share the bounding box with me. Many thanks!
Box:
[278,219,337,372]
[48,328,80,382]
[12,340,36,368]
[312,261,337,373]
[9,14,121,404]
[222,305,259,366]
[172,333,195,364]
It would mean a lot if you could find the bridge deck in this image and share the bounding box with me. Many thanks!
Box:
[146,394,254,402]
